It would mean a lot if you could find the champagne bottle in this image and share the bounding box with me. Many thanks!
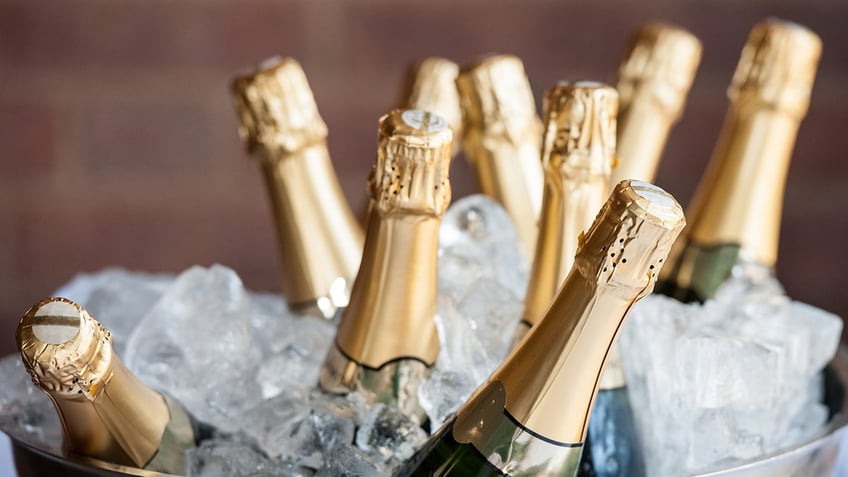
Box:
[398,57,462,154]
[16,297,198,473]
[320,109,453,423]
[516,82,617,343]
[231,57,364,319]
[456,55,544,259]
[611,23,702,185]
[657,19,822,302]
[396,180,686,477]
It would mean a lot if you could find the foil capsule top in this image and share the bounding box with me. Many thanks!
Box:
[17,297,114,400]
[729,18,822,118]
[542,81,618,176]
[231,57,329,155]
[456,54,542,141]
[575,179,686,294]
[370,109,453,216]
[617,23,702,119]
[398,58,463,144]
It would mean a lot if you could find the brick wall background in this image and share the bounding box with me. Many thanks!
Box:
[1,0,846,356]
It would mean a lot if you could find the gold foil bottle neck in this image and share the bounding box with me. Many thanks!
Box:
[231,57,329,156]
[456,54,541,142]
[456,54,544,258]
[520,82,617,330]
[674,18,821,277]
[330,108,452,372]
[398,58,462,145]
[16,298,181,470]
[729,18,822,118]
[230,56,364,316]
[617,23,702,120]
[17,297,114,400]
[460,180,685,446]
[370,109,453,216]
[542,81,618,176]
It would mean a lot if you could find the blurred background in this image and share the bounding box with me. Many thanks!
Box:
[0,0,846,356]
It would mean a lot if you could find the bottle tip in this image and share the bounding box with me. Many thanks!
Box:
[615,179,686,228]
[379,109,453,148]
[230,56,327,154]
[17,297,113,398]
[24,298,83,345]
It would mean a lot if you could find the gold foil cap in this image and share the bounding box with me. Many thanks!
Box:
[575,180,685,293]
[456,54,542,142]
[370,109,453,215]
[398,58,462,143]
[17,297,114,400]
[617,23,702,119]
[542,81,618,176]
[231,57,329,155]
[729,19,822,118]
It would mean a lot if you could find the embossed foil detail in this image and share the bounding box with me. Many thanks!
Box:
[495,180,685,444]
[617,23,702,119]
[613,23,702,185]
[17,297,114,400]
[521,83,617,330]
[231,57,329,157]
[542,82,617,177]
[370,109,453,215]
[729,19,821,118]
[456,54,544,258]
[398,57,462,147]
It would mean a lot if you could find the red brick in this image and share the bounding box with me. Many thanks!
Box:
[79,100,214,178]
[0,2,307,69]
[0,103,55,177]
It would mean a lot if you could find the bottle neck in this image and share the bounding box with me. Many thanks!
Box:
[522,170,609,328]
[611,94,675,184]
[463,129,543,259]
[463,267,640,446]
[335,209,441,369]
[48,358,171,468]
[659,104,800,301]
[685,104,800,266]
[258,142,364,313]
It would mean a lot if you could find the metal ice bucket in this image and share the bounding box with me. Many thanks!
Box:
[6,347,848,477]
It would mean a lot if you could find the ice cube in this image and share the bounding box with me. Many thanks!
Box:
[439,194,528,300]
[620,274,844,476]
[125,265,264,432]
[0,355,63,453]
[355,403,428,463]
[417,370,473,431]
[314,443,385,477]
[185,437,282,477]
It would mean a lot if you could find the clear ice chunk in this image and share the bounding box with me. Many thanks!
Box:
[314,443,384,477]
[417,370,473,431]
[620,269,844,476]
[0,356,63,453]
[439,194,528,300]
[124,265,264,432]
[185,438,273,477]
